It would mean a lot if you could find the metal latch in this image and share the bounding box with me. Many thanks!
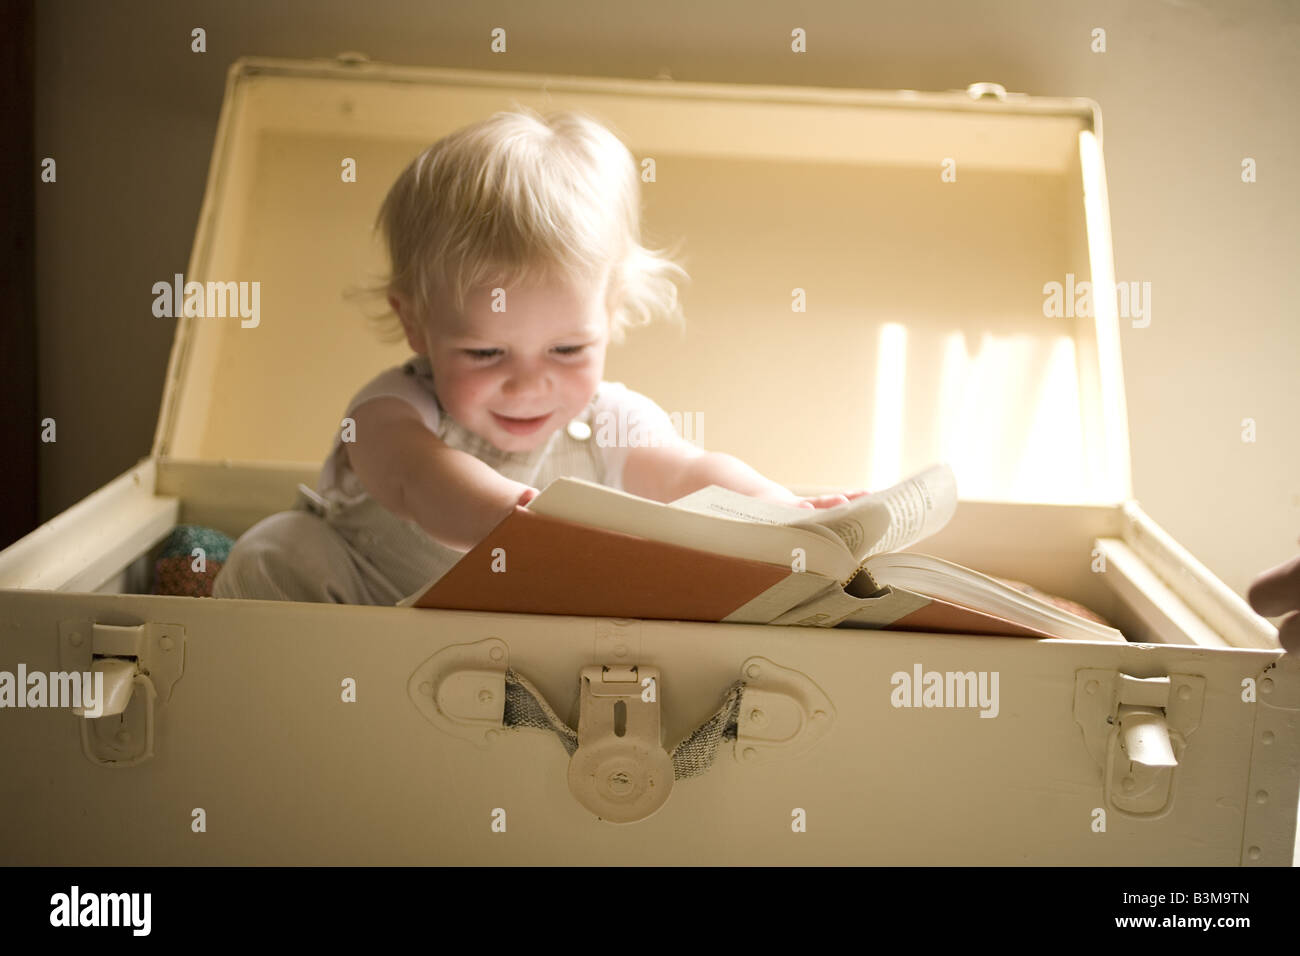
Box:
[1073,669,1204,816]
[58,620,185,768]
[568,665,673,823]
[966,82,1007,102]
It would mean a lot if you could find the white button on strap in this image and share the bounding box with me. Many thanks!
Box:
[567,420,592,441]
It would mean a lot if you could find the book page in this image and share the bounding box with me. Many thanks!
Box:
[526,476,858,581]
[664,486,853,549]
[796,463,958,561]
[670,462,958,563]
[863,551,1125,642]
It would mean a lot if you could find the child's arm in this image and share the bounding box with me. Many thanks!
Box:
[624,443,784,502]
[624,443,867,509]
[345,398,534,552]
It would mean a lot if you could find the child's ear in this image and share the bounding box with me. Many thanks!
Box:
[390,294,428,355]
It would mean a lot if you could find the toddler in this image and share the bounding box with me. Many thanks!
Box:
[213,108,866,605]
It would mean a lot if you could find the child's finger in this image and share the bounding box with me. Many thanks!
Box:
[1248,552,1300,618]
[804,494,849,508]
[1279,611,1300,655]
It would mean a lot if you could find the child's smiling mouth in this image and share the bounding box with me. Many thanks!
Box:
[491,411,553,434]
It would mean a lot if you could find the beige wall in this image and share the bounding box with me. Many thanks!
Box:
[34,0,1299,607]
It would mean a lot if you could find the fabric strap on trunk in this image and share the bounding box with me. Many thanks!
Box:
[503,669,746,780]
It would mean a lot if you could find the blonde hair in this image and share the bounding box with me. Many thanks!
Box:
[359,107,689,347]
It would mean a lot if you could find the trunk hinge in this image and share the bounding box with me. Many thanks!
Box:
[407,638,508,747]
[734,656,835,765]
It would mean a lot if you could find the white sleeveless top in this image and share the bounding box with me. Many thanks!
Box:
[299,354,683,604]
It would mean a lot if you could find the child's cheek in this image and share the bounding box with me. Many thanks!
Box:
[438,367,485,414]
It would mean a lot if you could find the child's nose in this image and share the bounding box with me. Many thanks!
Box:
[502,360,551,394]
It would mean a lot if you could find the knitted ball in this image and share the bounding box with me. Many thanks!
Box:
[152,525,236,597]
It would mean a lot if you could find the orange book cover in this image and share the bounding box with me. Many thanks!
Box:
[410,505,793,621]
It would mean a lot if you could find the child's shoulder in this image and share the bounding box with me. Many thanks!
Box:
[593,379,654,406]
[349,354,430,391]
[342,355,442,428]
[591,379,660,416]
[589,380,678,433]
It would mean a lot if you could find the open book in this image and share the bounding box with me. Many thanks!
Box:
[401,463,1124,643]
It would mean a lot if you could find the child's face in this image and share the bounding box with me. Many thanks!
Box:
[395,269,611,454]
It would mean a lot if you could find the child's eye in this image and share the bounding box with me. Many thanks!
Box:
[461,345,586,361]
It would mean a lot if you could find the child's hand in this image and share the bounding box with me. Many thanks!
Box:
[517,486,539,507]
[755,488,872,510]
[1248,543,1300,654]
[797,490,872,509]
